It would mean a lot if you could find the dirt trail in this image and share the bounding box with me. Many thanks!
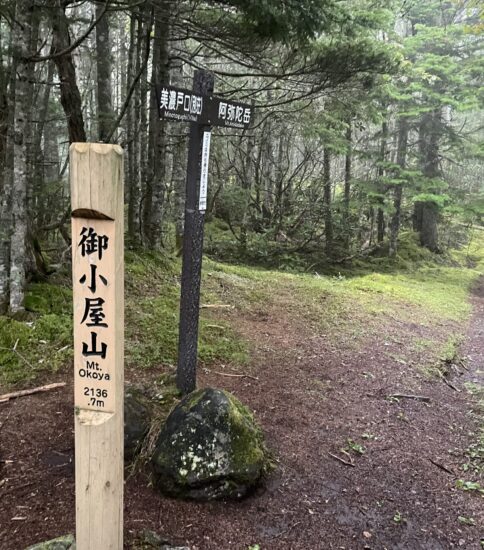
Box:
[1,279,483,549]
[463,277,484,388]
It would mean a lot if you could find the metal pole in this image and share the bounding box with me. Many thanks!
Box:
[176,70,214,394]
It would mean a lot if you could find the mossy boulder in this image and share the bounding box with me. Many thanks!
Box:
[151,387,269,500]
[124,388,152,461]
[25,534,75,550]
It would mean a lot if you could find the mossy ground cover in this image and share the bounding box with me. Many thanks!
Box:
[0,251,248,387]
[206,229,484,375]
[1,230,483,388]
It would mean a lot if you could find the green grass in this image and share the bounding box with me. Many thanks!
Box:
[0,251,248,387]
[0,282,73,385]
[1,230,483,387]
[204,230,484,372]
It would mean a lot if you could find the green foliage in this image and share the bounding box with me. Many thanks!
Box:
[0,301,72,386]
[125,251,248,370]
[209,0,347,43]
[456,479,484,494]
[24,283,72,315]
[346,438,366,455]
[458,516,476,526]
[0,251,248,387]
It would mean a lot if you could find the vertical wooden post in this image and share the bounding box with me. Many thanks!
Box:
[70,143,124,550]
[176,70,214,395]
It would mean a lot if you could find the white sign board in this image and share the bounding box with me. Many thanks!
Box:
[199,131,211,211]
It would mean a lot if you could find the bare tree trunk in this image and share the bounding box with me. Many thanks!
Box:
[240,126,255,250]
[32,60,54,229]
[0,26,8,181]
[343,121,352,249]
[126,12,136,241]
[389,118,408,257]
[0,28,14,313]
[0,33,18,313]
[9,0,33,313]
[95,2,115,141]
[323,147,333,255]
[51,0,86,143]
[416,109,441,252]
[377,120,388,244]
[143,3,169,249]
[262,110,275,223]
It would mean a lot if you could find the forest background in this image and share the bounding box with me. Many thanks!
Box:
[0,0,483,315]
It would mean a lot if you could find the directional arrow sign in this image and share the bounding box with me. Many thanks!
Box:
[157,85,253,129]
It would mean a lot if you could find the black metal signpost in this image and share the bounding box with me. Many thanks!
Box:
[158,69,253,394]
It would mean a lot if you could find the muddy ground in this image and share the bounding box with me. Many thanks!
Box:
[1,279,483,549]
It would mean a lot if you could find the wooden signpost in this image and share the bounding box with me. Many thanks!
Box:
[158,70,253,394]
[68,73,249,548]
[71,143,124,550]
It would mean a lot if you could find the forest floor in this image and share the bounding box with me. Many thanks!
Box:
[1,242,484,549]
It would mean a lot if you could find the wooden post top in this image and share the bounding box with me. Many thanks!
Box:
[70,143,124,221]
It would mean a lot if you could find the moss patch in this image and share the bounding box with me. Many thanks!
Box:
[151,388,270,500]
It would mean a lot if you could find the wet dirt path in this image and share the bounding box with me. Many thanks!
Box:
[1,278,484,549]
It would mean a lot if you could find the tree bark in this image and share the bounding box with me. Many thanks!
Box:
[9,0,33,313]
[0,29,15,313]
[323,147,333,255]
[143,3,169,249]
[170,49,188,254]
[389,118,408,257]
[416,109,441,252]
[0,27,8,181]
[343,121,352,249]
[51,0,86,143]
[95,1,115,142]
[377,120,388,244]
[126,12,137,242]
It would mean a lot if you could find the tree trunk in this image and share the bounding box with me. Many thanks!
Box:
[0,28,8,181]
[0,30,15,313]
[377,120,388,244]
[95,2,115,142]
[416,109,441,252]
[343,121,352,249]
[323,147,333,255]
[32,60,54,229]
[9,0,33,313]
[126,12,137,242]
[389,118,408,257]
[240,125,255,250]
[143,3,169,249]
[51,0,86,143]
[262,111,275,223]
[168,36,188,253]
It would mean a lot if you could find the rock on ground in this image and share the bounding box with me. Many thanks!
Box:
[25,534,75,550]
[151,387,270,500]
[124,387,152,461]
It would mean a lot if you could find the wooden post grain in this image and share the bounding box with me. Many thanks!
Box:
[70,143,124,550]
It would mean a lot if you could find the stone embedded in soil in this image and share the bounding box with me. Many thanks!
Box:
[25,534,76,550]
[124,387,152,461]
[151,387,270,500]
[133,529,189,549]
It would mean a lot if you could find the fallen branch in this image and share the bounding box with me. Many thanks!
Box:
[388,394,431,403]
[208,370,259,382]
[428,458,455,476]
[328,452,355,467]
[0,382,66,404]
[441,376,460,392]
[200,304,234,309]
